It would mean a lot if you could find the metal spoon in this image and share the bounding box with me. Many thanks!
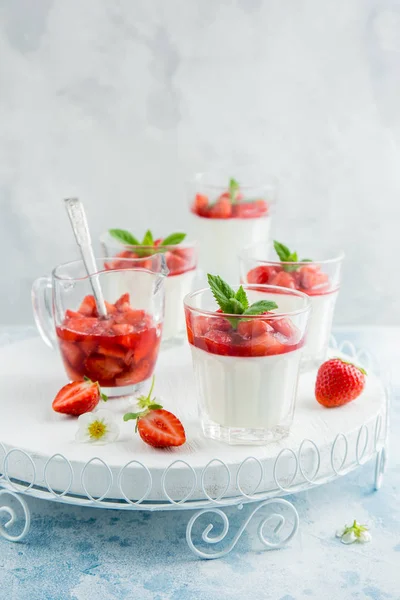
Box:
[64,197,107,318]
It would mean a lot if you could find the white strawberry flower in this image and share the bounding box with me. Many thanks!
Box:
[75,409,120,445]
[336,520,371,545]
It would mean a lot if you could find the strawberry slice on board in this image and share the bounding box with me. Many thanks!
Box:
[136,410,186,448]
[52,378,106,416]
[123,377,186,448]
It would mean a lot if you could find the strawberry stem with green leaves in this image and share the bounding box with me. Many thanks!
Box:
[335,358,367,376]
[123,376,162,432]
[207,274,278,328]
[273,240,312,272]
[83,376,108,402]
[109,229,186,248]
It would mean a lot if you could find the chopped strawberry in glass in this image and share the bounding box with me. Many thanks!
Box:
[56,293,161,389]
[239,241,345,370]
[184,277,310,444]
[100,229,198,342]
[188,170,277,282]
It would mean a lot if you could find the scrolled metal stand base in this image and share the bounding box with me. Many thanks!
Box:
[186,498,299,559]
[374,446,387,491]
[0,489,31,542]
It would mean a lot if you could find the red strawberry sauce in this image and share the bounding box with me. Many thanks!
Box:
[105,246,196,277]
[185,309,303,358]
[56,293,161,387]
[246,264,334,296]
[191,193,269,219]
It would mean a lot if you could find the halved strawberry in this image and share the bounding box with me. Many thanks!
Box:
[78,295,98,317]
[137,410,186,448]
[85,355,124,382]
[208,198,232,219]
[52,379,102,416]
[124,377,186,448]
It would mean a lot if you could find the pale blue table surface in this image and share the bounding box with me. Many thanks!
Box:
[0,326,399,600]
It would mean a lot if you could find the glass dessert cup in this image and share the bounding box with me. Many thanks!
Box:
[188,168,277,283]
[100,233,198,343]
[32,255,167,398]
[184,285,310,445]
[239,243,344,370]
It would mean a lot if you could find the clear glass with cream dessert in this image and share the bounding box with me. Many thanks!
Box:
[189,169,277,283]
[184,275,310,444]
[101,229,198,342]
[239,241,344,370]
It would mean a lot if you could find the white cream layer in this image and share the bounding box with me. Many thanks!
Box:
[190,214,271,284]
[190,345,302,429]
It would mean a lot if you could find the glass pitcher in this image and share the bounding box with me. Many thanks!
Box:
[32,255,167,397]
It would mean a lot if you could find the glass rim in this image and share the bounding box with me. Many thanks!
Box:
[52,256,167,282]
[100,231,198,250]
[239,246,345,266]
[189,170,279,193]
[183,284,311,319]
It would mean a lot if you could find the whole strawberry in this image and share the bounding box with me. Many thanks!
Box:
[315,358,366,408]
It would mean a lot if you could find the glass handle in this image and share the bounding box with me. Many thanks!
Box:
[31,276,55,349]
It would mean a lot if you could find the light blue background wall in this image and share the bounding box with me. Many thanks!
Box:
[1,0,399,324]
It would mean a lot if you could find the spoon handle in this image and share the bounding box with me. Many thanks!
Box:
[64,198,107,318]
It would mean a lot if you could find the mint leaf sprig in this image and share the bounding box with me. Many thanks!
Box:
[207,274,277,328]
[123,376,162,432]
[273,240,312,272]
[109,228,186,247]
[109,229,186,257]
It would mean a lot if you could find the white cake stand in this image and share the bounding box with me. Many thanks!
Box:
[0,337,389,559]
